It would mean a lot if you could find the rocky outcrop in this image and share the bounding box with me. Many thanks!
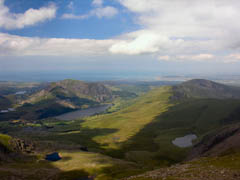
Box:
[10,138,35,154]
[122,163,240,180]
[0,136,35,162]
[187,124,240,160]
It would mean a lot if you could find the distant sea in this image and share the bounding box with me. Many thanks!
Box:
[0,71,160,82]
[1,71,240,83]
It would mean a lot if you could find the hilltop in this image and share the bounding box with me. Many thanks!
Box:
[20,79,113,119]
[26,79,113,104]
[172,79,240,100]
[50,79,113,102]
[0,79,113,121]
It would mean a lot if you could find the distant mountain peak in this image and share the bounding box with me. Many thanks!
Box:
[183,78,217,84]
[181,79,223,88]
[172,79,240,100]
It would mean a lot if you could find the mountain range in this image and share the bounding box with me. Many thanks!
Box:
[0,79,240,180]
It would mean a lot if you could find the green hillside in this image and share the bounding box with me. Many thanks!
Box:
[80,85,240,163]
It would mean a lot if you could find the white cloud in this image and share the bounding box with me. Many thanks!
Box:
[0,0,57,30]
[62,13,89,20]
[193,54,215,60]
[158,55,170,61]
[223,53,240,63]
[178,54,215,61]
[92,6,118,18]
[227,54,240,60]
[108,0,240,62]
[0,33,116,56]
[110,30,183,55]
[157,54,215,62]
[92,0,103,6]
[62,0,118,19]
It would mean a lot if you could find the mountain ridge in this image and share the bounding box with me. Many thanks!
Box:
[172,79,240,100]
[0,79,113,120]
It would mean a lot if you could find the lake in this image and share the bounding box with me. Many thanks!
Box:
[55,104,111,121]
[172,134,197,148]
[15,91,27,95]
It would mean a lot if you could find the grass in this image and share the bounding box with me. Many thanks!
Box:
[4,150,239,180]
[52,151,144,180]
[82,86,173,148]
[0,133,12,150]
[0,150,144,180]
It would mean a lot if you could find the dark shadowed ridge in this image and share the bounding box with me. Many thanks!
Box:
[172,79,240,100]
[0,95,12,109]
[48,79,113,102]
[6,79,113,120]
[188,123,240,160]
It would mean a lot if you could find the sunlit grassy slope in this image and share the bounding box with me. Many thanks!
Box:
[81,85,240,158]
[0,150,145,180]
[0,133,12,151]
[0,134,144,180]
[83,86,174,148]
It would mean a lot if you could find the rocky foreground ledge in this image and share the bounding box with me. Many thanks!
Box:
[122,161,240,180]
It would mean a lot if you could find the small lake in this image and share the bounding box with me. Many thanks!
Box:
[56,104,111,121]
[172,134,197,148]
[45,152,61,161]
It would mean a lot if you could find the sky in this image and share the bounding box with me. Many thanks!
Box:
[1,0,240,81]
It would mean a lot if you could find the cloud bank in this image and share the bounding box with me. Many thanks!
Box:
[1,0,240,64]
[108,0,240,62]
[0,33,115,56]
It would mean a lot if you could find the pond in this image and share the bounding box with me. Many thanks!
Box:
[55,104,111,121]
[172,134,197,148]
[45,152,61,161]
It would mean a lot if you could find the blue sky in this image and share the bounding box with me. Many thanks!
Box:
[1,0,240,81]
[1,0,139,39]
